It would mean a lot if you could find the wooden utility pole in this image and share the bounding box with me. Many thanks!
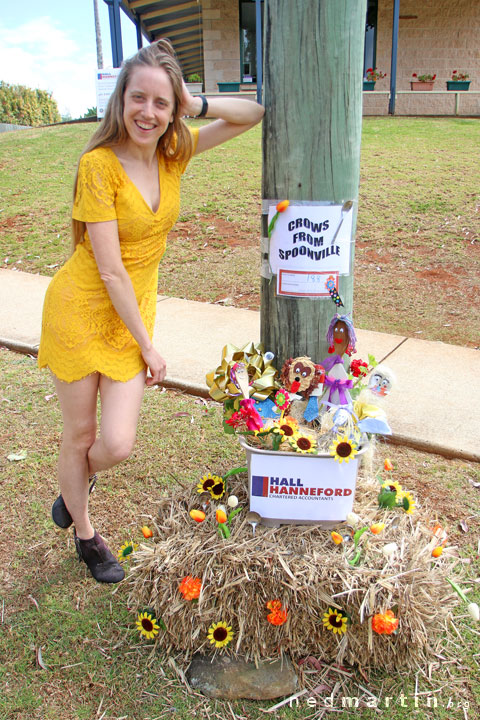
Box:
[261,0,367,367]
[93,0,104,69]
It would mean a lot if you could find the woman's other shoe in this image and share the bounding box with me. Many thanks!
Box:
[51,475,97,528]
[74,530,125,584]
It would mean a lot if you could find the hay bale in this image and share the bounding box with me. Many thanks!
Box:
[127,468,459,672]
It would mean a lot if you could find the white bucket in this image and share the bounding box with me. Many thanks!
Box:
[239,437,368,527]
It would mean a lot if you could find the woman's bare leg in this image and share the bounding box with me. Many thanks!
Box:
[87,369,146,474]
[53,373,99,540]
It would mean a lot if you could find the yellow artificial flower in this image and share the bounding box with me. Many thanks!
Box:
[331,531,344,545]
[118,541,138,562]
[398,490,416,515]
[207,621,234,648]
[136,612,160,639]
[289,432,317,454]
[197,473,222,495]
[329,435,358,464]
[381,480,402,494]
[322,608,348,635]
[271,416,298,438]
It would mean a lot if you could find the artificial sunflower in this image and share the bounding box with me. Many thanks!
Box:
[207,621,234,648]
[136,612,160,639]
[118,541,138,562]
[322,608,348,635]
[179,575,202,600]
[329,435,358,464]
[289,432,317,454]
[398,490,416,514]
[209,477,226,500]
[272,416,298,438]
[381,480,402,494]
[197,473,221,495]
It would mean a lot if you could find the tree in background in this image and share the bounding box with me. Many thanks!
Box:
[0,82,61,126]
[82,107,98,118]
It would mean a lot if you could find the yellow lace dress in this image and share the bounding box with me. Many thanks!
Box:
[38,127,199,382]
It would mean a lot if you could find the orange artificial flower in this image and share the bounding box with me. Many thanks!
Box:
[372,609,398,635]
[266,600,288,626]
[384,458,394,471]
[190,509,206,523]
[370,523,385,535]
[179,575,202,600]
[331,531,344,545]
[276,200,289,213]
[141,525,153,538]
[216,508,227,524]
[432,546,443,558]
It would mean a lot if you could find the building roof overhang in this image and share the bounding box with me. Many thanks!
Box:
[119,0,203,77]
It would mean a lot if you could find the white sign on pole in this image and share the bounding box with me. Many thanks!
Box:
[95,68,121,118]
[268,202,354,297]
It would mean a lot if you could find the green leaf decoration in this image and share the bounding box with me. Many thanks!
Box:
[446,577,469,603]
[268,211,280,237]
[227,507,243,524]
[378,490,398,509]
[368,354,378,368]
[223,466,247,479]
[353,526,369,548]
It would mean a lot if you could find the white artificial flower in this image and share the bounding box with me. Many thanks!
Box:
[382,542,398,559]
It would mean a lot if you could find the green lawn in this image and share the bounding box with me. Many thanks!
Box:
[0,117,479,346]
[1,348,479,719]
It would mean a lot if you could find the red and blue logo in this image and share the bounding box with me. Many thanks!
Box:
[251,475,269,497]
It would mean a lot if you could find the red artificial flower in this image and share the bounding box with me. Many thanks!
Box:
[239,398,263,431]
[225,411,242,428]
[412,73,417,78]
[372,609,398,635]
[350,358,369,378]
[266,600,288,626]
[179,575,202,600]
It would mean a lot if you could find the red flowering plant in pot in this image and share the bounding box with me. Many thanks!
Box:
[363,68,387,91]
[447,71,470,91]
[411,72,436,90]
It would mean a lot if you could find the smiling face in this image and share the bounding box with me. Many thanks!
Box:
[332,320,349,356]
[123,65,175,152]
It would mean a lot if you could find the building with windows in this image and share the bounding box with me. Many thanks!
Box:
[107,0,479,115]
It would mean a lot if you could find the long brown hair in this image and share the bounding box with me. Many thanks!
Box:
[72,39,193,249]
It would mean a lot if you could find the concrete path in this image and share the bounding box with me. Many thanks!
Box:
[1,268,479,462]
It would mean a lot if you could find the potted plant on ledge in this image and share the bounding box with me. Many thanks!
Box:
[411,72,436,91]
[447,71,471,91]
[185,73,203,93]
[363,68,387,91]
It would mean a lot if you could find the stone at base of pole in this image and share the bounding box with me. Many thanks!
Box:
[186,653,298,700]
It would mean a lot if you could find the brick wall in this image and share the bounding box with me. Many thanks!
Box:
[363,0,480,115]
[202,0,240,93]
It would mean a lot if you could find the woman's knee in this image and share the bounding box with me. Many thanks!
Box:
[102,431,137,465]
[63,422,97,451]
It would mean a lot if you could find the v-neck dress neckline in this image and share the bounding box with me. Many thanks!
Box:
[109,147,162,215]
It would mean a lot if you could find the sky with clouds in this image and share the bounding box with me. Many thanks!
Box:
[0,1,140,118]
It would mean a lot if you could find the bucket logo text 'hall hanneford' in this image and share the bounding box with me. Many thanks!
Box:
[251,475,353,501]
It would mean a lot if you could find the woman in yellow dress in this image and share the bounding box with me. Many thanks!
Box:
[38,40,264,583]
